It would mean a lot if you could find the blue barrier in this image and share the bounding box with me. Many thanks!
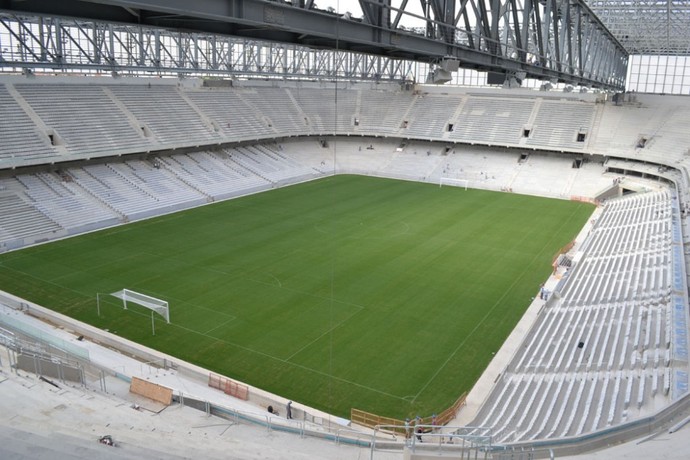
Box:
[674,370,689,400]
[672,245,685,292]
[672,296,688,362]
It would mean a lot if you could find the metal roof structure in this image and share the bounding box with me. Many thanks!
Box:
[0,0,630,90]
[586,0,690,54]
[3,0,688,89]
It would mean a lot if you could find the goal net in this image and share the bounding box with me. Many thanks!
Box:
[110,289,170,323]
[439,177,468,190]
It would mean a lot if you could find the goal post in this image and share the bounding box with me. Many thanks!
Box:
[439,177,468,190]
[111,289,170,323]
[97,289,170,335]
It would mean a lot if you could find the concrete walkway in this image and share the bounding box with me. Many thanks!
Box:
[0,305,401,459]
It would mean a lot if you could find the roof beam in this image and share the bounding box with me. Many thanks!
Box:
[0,0,629,89]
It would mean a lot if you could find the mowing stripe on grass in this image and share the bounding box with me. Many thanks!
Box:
[0,175,594,418]
[158,312,410,402]
[411,203,588,403]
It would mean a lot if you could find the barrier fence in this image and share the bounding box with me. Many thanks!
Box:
[0,306,90,361]
[351,392,467,433]
[208,372,249,400]
[551,240,576,268]
[570,195,598,204]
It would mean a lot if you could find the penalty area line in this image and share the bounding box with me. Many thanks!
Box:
[411,205,586,403]
[202,316,238,335]
[166,320,407,402]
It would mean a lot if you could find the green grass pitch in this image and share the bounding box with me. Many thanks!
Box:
[0,175,594,419]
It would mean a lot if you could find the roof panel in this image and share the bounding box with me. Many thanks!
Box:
[586,0,690,54]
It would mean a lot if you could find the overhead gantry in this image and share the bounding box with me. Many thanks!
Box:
[1,0,628,89]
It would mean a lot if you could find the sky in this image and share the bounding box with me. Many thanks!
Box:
[315,0,427,29]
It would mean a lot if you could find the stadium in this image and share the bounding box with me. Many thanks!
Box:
[0,0,689,459]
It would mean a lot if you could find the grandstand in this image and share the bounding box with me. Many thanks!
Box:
[1,1,690,459]
[1,75,689,458]
[471,190,680,443]
[0,77,627,251]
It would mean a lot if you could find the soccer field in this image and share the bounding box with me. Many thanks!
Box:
[0,175,594,419]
